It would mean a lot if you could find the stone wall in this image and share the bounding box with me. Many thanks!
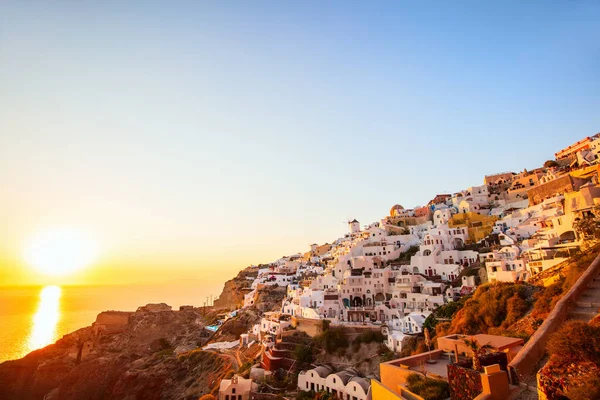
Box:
[93,311,133,334]
[448,353,508,400]
[448,363,482,400]
[250,393,281,400]
[527,175,587,206]
[291,317,324,337]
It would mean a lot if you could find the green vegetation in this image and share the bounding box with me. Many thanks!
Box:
[530,280,563,320]
[314,327,349,353]
[389,245,420,264]
[531,247,599,324]
[543,160,559,168]
[406,374,450,400]
[238,360,254,377]
[296,391,333,400]
[539,319,600,400]
[350,330,385,352]
[293,344,314,364]
[574,208,600,241]
[435,282,531,337]
[462,338,493,371]
[424,297,468,332]
[378,343,397,362]
[548,320,600,365]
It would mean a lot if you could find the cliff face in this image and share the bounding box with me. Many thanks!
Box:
[0,307,233,400]
[213,266,258,309]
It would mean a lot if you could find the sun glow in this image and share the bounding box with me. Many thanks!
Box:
[27,285,62,352]
[24,228,99,276]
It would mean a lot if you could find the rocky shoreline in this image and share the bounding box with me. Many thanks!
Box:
[0,304,229,400]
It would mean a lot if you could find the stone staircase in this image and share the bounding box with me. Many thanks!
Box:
[569,275,600,321]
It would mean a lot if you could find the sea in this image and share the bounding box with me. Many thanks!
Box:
[0,282,224,363]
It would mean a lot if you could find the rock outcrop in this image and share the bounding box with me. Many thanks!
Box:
[0,306,233,400]
[213,266,258,309]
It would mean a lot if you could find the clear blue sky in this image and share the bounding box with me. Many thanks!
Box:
[0,1,598,284]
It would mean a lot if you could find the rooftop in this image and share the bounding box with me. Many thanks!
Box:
[383,349,462,380]
[437,334,524,352]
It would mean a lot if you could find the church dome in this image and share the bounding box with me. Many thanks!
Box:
[390,204,404,216]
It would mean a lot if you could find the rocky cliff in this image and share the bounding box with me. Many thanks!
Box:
[213,266,258,309]
[0,307,234,400]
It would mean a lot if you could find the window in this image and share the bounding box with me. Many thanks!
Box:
[232,388,236,394]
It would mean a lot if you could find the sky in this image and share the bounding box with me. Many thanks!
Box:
[0,1,599,287]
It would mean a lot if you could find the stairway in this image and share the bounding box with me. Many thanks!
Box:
[569,275,600,321]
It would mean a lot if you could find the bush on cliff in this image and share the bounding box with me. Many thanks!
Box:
[539,320,600,400]
[314,328,349,353]
[436,282,531,336]
[548,320,600,364]
[293,344,314,364]
[406,373,450,400]
[424,297,468,332]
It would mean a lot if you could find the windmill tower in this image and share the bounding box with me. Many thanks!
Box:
[348,219,360,234]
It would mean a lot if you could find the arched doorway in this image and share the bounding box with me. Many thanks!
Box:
[559,231,576,243]
[352,297,363,307]
[453,238,464,249]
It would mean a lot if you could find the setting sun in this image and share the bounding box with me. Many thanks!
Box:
[23,229,99,277]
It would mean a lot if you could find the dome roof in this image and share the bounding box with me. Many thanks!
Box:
[390,204,404,216]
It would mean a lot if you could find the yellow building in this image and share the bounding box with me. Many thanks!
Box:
[371,349,449,400]
[449,212,498,243]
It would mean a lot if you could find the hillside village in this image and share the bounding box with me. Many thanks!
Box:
[3,134,600,400]
[210,133,600,400]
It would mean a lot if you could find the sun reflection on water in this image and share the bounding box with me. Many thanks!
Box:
[27,285,62,352]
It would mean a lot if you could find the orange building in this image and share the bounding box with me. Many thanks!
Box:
[555,134,600,160]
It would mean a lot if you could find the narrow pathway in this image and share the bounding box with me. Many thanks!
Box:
[569,274,600,321]
[517,268,600,399]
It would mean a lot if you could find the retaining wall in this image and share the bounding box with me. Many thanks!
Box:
[508,251,600,380]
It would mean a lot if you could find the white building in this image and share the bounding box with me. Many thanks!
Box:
[297,366,371,400]
[253,312,292,340]
[219,375,255,400]
[485,246,528,283]
[386,331,410,353]
[349,219,361,234]
[402,312,430,334]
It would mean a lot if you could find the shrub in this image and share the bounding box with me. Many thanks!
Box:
[406,373,450,400]
[547,321,600,364]
[158,337,172,350]
[425,298,468,333]
[296,390,332,400]
[314,328,349,353]
[563,373,600,400]
[531,281,563,319]
[442,282,531,335]
[293,344,313,364]
[352,330,385,345]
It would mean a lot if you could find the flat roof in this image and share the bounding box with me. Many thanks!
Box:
[439,334,523,350]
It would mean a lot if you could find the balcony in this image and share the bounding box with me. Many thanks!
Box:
[347,306,375,311]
